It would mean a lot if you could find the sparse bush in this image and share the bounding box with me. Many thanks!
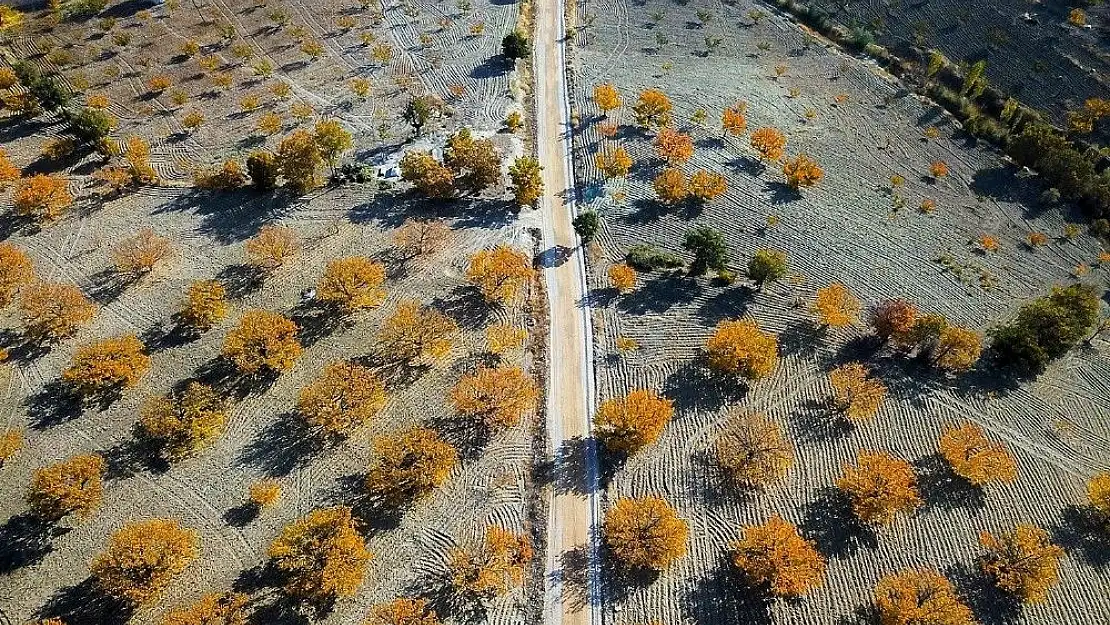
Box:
[874,568,975,625]
[297,362,386,435]
[604,496,688,571]
[222,310,302,374]
[91,519,199,604]
[378,300,458,362]
[27,454,106,521]
[466,245,533,305]
[448,526,532,599]
[837,450,921,525]
[245,225,299,271]
[195,159,248,190]
[19,281,97,343]
[450,365,538,430]
[626,244,682,272]
[138,383,227,460]
[714,412,794,489]
[0,429,24,465]
[268,507,371,603]
[705,318,778,380]
[112,228,172,276]
[249,479,282,510]
[722,103,747,137]
[594,389,673,455]
[731,515,824,597]
[828,362,886,422]
[485,323,528,355]
[316,256,387,312]
[978,524,1063,603]
[393,219,450,259]
[366,427,458,507]
[62,335,150,397]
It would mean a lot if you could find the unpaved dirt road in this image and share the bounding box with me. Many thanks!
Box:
[533,1,601,624]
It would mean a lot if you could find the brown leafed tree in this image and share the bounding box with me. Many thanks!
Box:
[604,496,688,571]
[378,300,458,362]
[654,127,694,165]
[297,362,387,436]
[245,225,300,271]
[874,568,976,625]
[450,365,538,430]
[400,151,456,198]
[730,515,825,597]
[178,280,228,332]
[868,298,919,344]
[593,83,622,114]
[812,283,860,328]
[466,245,534,305]
[448,525,533,599]
[0,242,35,307]
[705,318,779,381]
[366,598,443,625]
[317,256,387,312]
[722,103,747,137]
[268,506,371,603]
[163,592,249,625]
[596,146,633,179]
[112,228,173,277]
[828,363,886,422]
[366,427,458,507]
[27,453,106,521]
[0,148,21,187]
[750,127,786,161]
[1089,472,1110,521]
[91,519,199,605]
[393,219,450,260]
[138,382,228,461]
[652,167,688,205]
[714,411,795,489]
[608,263,637,293]
[782,154,824,189]
[222,310,302,373]
[594,389,673,455]
[836,450,921,526]
[938,423,1017,486]
[978,524,1064,603]
[62,335,151,397]
[632,89,673,129]
[689,170,727,203]
[19,281,97,343]
[14,174,73,222]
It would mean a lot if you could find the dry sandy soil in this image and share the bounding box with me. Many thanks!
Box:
[567,0,1110,623]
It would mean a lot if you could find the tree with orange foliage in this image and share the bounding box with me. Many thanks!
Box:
[19,281,97,343]
[929,160,949,179]
[163,592,249,625]
[112,228,173,277]
[868,298,919,344]
[722,103,747,137]
[298,362,387,436]
[62,335,150,397]
[596,146,633,178]
[0,243,34,307]
[874,568,975,625]
[715,411,794,489]
[91,519,199,605]
[317,256,387,312]
[451,365,538,430]
[14,174,72,221]
[245,225,300,271]
[138,383,227,461]
[178,280,227,332]
[813,283,860,328]
[593,83,622,114]
[268,506,371,603]
[608,263,637,293]
[394,219,450,260]
[938,423,1016,486]
[689,170,727,203]
[366,598,443,625]
[978,524,1063,603]
[836,451,921,525]
[705,318,779,381]
[466,245,534,305]
[27,453,106,521]
[0,429,23,465]
[782,154,824,189]
[124,136,157,184]
[222,310,302,373]
[828,363,886,422]
[449,525,533,599]
[652,167,688,205]
[276,129,324,192]
[929,325,982,371]
[731,515,825,597]
[0,148,21,188]
[632,88,673,129]
[604,496,688,571]
[378,300,458,362]
[366,427,458,507]
[654,127,694,165]
[750,127,786,161]
[1088,472,1110,521]
[594,389,674,455]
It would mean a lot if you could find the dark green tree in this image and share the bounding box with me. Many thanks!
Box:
[991,284,1101,376]
[14,61,71,111]
[573,211,600,244]
[246,151,279,190]
[502,32,530,59]
[64,107,113,150]
[682,226,729,276]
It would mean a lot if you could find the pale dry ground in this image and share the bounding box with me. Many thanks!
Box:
[566,0,1110,623]
[0,179,542,625]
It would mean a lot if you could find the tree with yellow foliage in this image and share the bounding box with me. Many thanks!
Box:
[938,423,1016,487]
[316,256,387,312]
[874,568,975,625]
[222,310,302,373]
[466,245,533,305]
[608,263,637,293]
[782,154,823,189]
[593,83,622,115]
[62,335,150,397]
[124,136,157,184]
[451,365,538,430]
[722,103,747,137]
[978,524,1063,603]
[654,127,694,165]
[731,516,825,597]
[813,283,860,328]
[297,362,386,436]
[14,174,72,222]
[112,228,173,277]
[163,592,249,625]
[27,453,106,521]
[0,243,34,307]
[604,496,688,571]
[366,598,443,625]
[314,119,353,171]
[632,88,673,129]
[594,389,674,455]
[750,127,786,161]
[245,225,300,271]
[596,146,633,178]
[366,427,458,507]
[653,167,689,205]
[249,479,282,510]
[486,323,529,355]
[715,411,794,489]
[444,128,501,196]
[1088,472,1110,522]
[138,383,228,461]
[0,429,23,465]
[705,318,779,381]
[19,281,96,343]
[400,151,455,198]
[509,156,544,207]
[378,300,458,362]
[268,506,371,603]
[178,280,227,332]
[91,519,199,604]
[930,325,982,371]
[837,451,921,526]
[0,148,21,187]
[828,363,886,422]
[689,170,727,203]
[276,129,323,192]
[449,525,533,599]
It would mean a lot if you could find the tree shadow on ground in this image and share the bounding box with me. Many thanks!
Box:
[778,319,827,357]
[140,317,201,353]
[356,351,433,391]
[321,472,405,536]
[223,502,261,528]
[155,187,294,245]
[406,569,489,625]
[36,578,134,625]
[101,435,168,480]
[596,544,662,605]
[1052,505,1110,569]
[25,380,84,430]
[621,197,670,225]
[799,487,878,559]
[696,284,754,324]
[427,413,494,461]
[946,561,1022,625]
[912,453,987,514]
[82,268,135,305]
[232,563,313,625]
[663,359,746,414]
[766,181,802,205]
[834,604,880,625]
[556,544,593,612]
[970,166,1040,210]
[0,513,69,574]
[215,263,267,300]
[0,328,50,364]
[239,412,326,477]
[430,285,493,331]
[289,300,349,348]
[682,556,772,625]
[194,356,281,401]
[553,435,607,496]
[683,449,752,509]
[617,273,701,316]
[789,397,855,444]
